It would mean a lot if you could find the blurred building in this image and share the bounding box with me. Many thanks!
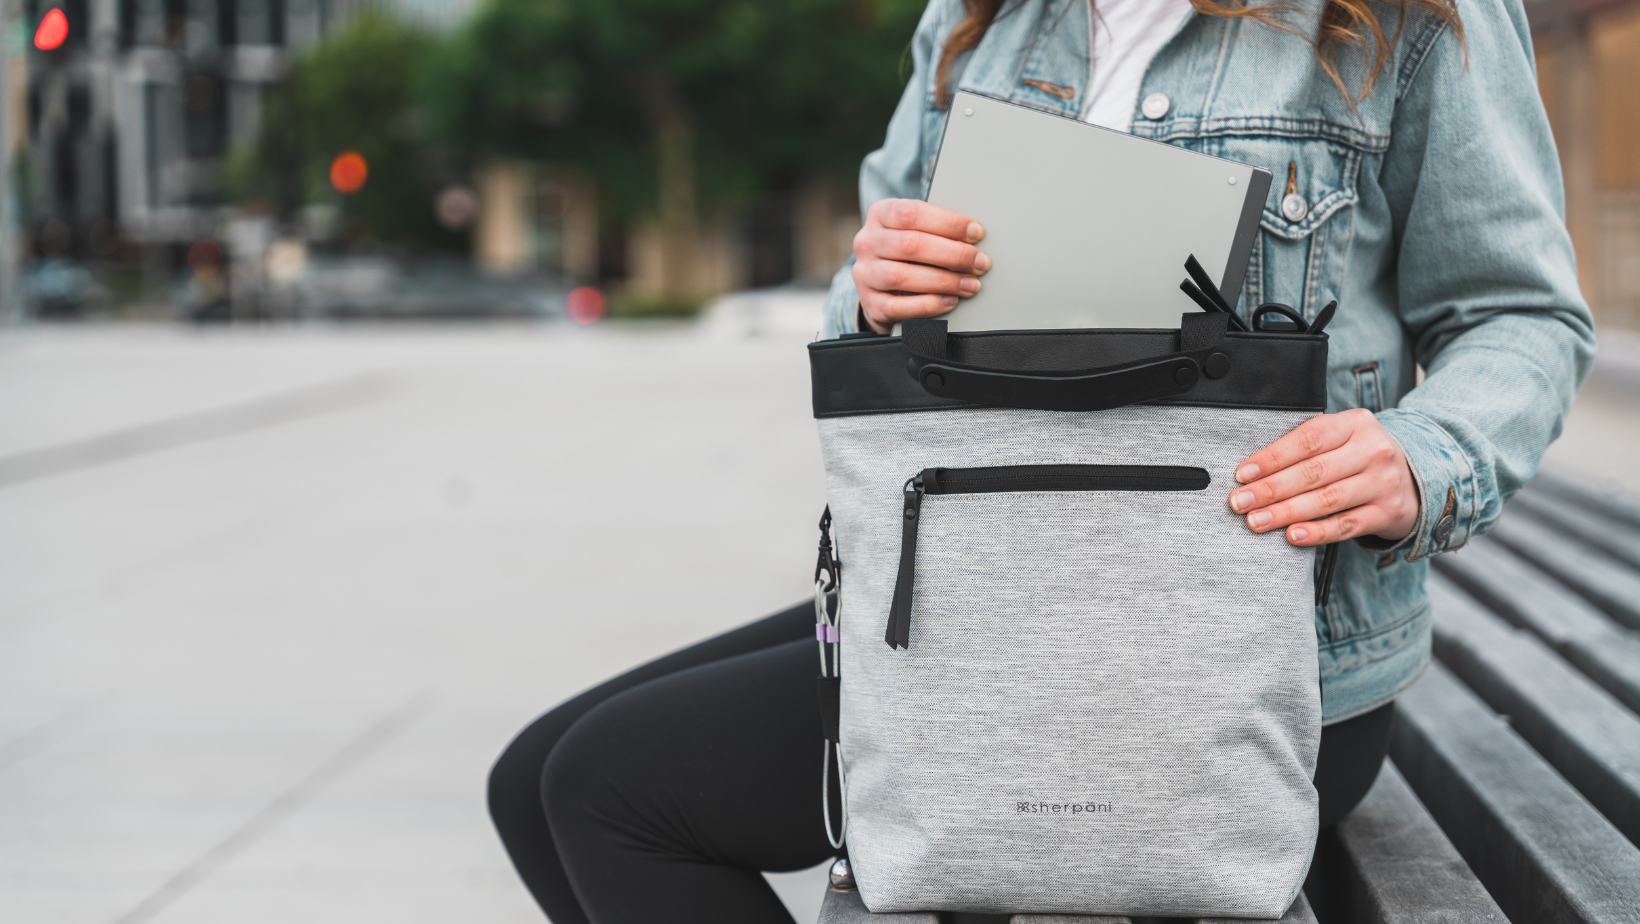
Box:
[1533,0,1640,332]
[19,0,470,267]
[472,164,860,299]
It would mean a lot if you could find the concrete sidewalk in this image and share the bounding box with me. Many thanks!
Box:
[0,323,833,924]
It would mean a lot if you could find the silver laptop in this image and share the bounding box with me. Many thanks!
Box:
[924,91,1270,331]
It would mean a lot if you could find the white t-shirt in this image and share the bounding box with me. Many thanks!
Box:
[1081,0,1193,131]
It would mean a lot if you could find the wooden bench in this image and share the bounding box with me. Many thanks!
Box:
[819,471,1640,923]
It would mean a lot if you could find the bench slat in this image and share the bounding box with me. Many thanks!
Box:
[1525,471,1640,532]
[1009,914,1131,923]
[1509,490,1640,572]
[817,888,938,924]
[1485,518,1640,632]
[1428,578,1640,846]
[1433,543,1640,715]
[1390,662,1640,924]
[1007,892,1312,923]
[1327,762,1504,923]
[1195,891,1318,924]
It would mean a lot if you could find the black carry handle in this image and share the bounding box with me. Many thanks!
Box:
[902,312,1231,413]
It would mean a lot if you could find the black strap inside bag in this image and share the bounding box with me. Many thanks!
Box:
[902,312,1232,413]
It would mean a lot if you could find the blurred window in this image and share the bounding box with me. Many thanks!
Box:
[63,0,86,48]
[1593,6,1640,190]
[217,0,235,45]
[53,134,77,212]
[101,136,118,221]
[184,73,225,159]
[68,85,89,131]
[747,193,796,289]
[143,83,184,207]
[235,0,281,45]
[164,0,187,48]
[599,225,628,285]
[530,180,564,273]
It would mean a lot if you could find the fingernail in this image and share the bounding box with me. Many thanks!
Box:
[1289,526,1308,543]
[959,277,981,295]
[1230,490,1254,512]
[966,222,984,243]
[941,296,957,308]
[1236,464,1259,483]
[1248,511,1272,529]
[974,252,992,273]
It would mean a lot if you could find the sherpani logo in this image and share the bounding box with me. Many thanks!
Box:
[1017,801,1114,815]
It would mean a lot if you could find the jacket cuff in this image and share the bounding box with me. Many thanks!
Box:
[1369,409,1476,561]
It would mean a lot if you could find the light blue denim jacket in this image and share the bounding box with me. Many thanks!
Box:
[821,0,1596,722]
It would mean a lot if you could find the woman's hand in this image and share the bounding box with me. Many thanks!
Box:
[1228,408,1420,546]
[852,199,991,334]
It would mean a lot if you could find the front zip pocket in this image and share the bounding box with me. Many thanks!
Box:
[885,464,1211,649]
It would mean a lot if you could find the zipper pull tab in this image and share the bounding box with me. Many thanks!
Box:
[1316,541,1340,608]
[885,473,926,649]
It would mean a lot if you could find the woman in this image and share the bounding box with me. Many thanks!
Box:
[490,1,1594,921]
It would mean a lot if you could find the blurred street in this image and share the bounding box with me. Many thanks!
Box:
[0,320,834,924]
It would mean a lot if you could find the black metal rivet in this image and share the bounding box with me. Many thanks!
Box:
[1173,366,1197,387]
[1434,514,1456,542]
[905,508,917,519]
[1204,352,1231,379]
[924,372,945,390]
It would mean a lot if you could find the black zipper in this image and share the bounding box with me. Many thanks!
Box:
[885,464,1211,649]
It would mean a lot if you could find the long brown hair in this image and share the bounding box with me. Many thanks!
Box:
[934,0,1464,110]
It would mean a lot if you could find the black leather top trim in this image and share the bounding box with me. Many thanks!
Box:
[809,327,1328,418]
[900,315,1232,413]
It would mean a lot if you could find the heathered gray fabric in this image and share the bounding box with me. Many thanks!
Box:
[817,405,1322,917]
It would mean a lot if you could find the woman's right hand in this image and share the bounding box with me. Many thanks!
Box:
[852,199,991,334]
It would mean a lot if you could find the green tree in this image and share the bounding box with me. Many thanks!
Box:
[227,10,459,250]
[422,0,923,297]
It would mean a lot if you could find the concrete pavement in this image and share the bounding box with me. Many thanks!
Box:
[0,323,833,924]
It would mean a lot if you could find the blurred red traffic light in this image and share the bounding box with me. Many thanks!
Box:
[330,151,368,195]
[35,8,68,50]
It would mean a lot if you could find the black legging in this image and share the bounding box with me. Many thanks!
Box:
[488,601,1394,924]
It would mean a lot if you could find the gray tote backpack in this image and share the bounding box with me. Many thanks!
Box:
[809,301,1335,918]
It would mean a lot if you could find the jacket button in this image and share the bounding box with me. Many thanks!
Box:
[1434,513,1456,542]
[1140,92,1170,120]
[1282,192,1309,222]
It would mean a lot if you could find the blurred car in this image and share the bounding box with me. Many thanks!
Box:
[27,258,102,317]
[289,255,570,320]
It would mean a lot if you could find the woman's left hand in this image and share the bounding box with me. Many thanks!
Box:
[1228,408,1420,546]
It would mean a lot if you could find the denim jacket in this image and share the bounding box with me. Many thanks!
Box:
[821,0,1596,722]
